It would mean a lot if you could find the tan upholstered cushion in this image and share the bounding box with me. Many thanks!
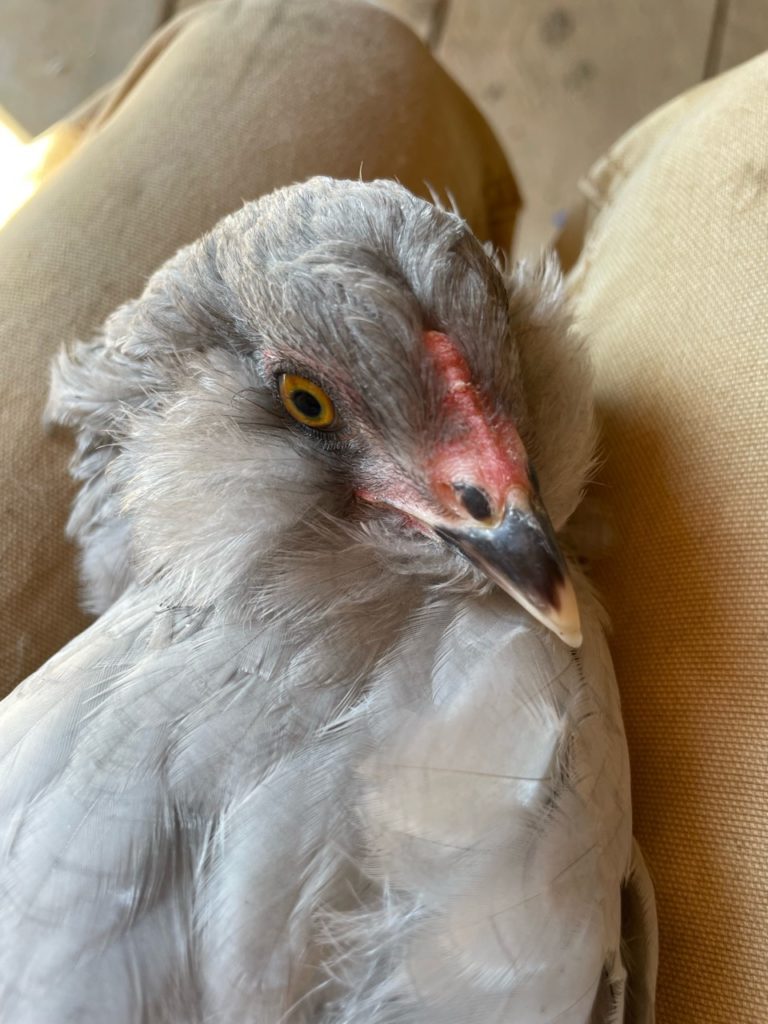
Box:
[0,0,518,697]
[568,54,768,1024]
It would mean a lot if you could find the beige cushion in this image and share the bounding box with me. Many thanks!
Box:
[569,53,768,1024]
[0,0,518,696]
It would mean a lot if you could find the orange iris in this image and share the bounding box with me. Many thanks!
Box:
[278,374,336,429]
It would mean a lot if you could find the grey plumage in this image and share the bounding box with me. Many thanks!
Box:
[0,177,656,1022]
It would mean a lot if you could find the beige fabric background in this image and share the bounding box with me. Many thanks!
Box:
[569,54,768,1024]
[2,0,767,1020]
[0,0,518,697]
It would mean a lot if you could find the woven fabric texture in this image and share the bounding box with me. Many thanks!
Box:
[0,0,518,698]
[569,52,768,1024]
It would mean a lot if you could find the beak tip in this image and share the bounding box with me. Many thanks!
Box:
[549,576,583,649]
[531,600,583,649]
[560,625,583,649]
[492,572,583,648]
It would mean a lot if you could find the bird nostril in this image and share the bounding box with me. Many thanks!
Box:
[453,483,493,522]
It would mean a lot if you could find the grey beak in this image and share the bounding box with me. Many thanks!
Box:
[435,497,582,648]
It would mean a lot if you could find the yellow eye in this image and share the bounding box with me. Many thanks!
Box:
[278,374,336,429]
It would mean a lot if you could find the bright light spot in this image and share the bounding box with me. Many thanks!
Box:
[0,112,79,229]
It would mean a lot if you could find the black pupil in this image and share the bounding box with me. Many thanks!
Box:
[292,389,323,419]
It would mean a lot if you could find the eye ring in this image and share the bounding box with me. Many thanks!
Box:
[278,373,336,430]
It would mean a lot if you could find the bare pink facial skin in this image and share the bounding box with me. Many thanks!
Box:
[421,331,530,524]
[356,331,532,529]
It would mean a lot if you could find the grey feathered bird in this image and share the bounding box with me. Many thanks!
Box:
[0,178,657,1023]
